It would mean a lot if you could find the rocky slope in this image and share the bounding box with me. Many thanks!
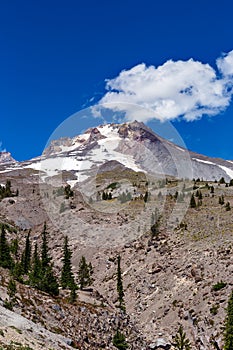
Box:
[0,121,232,349]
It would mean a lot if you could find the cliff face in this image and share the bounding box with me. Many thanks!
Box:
[0,151,16,164]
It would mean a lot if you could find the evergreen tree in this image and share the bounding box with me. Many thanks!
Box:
[21,231,31,274]
[117,255,125,312]
[113,329,128,349]
[64,184,73,199]
[151,221,160,239]
[40,264,59,296]
[173,325,191,350]
[0,226,13,269]
[41,222,51,271]
[5,180,12,197]
[78,256,93,290]
[219,195,225,205]
[10,238,19,259]
[225,202,231,211]
[61,236,76,289]
[229,179,233,187]
[11,261,24,282]
[219,177,225,184]
[144,191,148,203]
[190,194,196,208]
[224,290,233,350]
[29,243,42,288]
[7,278,17,301]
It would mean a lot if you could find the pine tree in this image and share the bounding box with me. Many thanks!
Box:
[113,329,128,349]
[11,261,23,282]
[224,290,233,350]
[219,195,225,205]
[41,222,51,271]
[78,256,93,290]
[40,264,59,296]
[21,231,31,274]
[29,243,42,288]
[7,278,17,301]
[225,202,231,211]
[61,236,76,289]
[144,191,148,203]
[173,325,191,350]
[10,238,19,259]
[0,226,13,269]
[219,177,225,184]
[190,194,196,208]
[5,180,12,197]
[117,255,125,312]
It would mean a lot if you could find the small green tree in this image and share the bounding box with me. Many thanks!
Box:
[190,194,196,208]
[7,278,17,301]
[40,264,59,296]
[173,325,191,350]
[41,222,51,271]
[117,255,125,312]
[5,180,12,197]
[10,238,19,258]
[69,283,78,304]
[219,177,225,184]
[61,236,76,289]
[113,329,128,349]
[21,231,31,274]
[225,202,231,211]
[11,261,24,282]
[224,290,233,350]
[29,243,42,288]
[0,226,13,269]
[64,184,73,199]
[78,256,93,290]
[219,195,225,205]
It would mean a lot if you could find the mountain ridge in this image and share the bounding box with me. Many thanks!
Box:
[0,121,233,183]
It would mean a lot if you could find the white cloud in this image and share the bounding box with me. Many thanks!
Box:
[217,50,233,76]
[96,51,233,122]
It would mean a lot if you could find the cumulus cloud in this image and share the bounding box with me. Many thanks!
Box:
[217,50,233,76]
[95,51,233,122]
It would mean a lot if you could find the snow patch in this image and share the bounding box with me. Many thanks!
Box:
[193,158,216,165]
[218,165,233,179]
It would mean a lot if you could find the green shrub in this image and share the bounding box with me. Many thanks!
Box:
[212,281,227,291]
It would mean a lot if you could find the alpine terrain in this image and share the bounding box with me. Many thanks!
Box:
[0,120,232,350]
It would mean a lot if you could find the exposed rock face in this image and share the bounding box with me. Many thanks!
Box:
[0,152,16,164]
[89,127,106,142]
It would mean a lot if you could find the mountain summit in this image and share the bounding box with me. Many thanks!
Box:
[0,151,16,164]
[0,121,233,183]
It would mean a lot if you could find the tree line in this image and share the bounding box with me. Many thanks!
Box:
[0,223,93,303]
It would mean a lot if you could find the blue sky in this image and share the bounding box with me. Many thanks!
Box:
[1,0,233,161]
